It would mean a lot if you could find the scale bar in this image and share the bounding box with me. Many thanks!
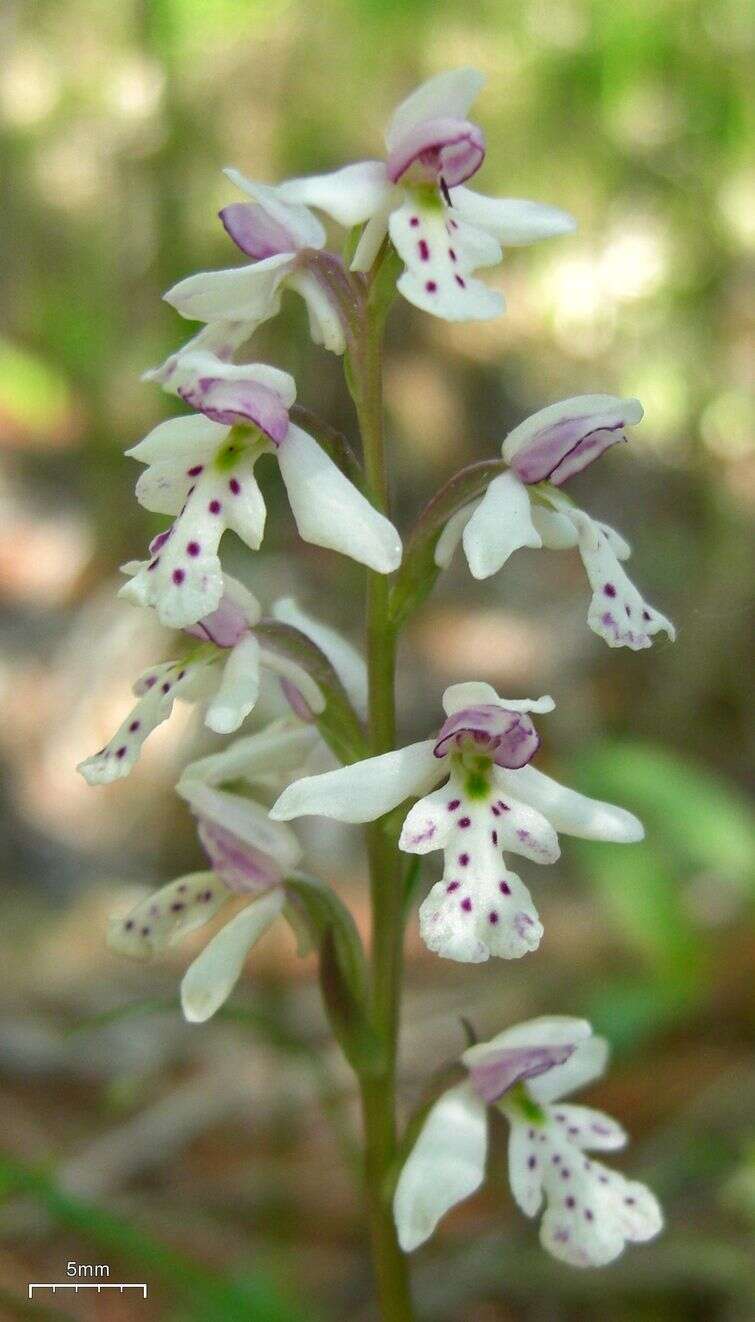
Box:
[29,1283,147,1297]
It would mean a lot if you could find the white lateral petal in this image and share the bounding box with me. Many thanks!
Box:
[462,471,542,579]
[164,254,293,323]
[258,646,325,715]
[350,201,396,272]
[531,503,579,549]
[270,740,442,823]
[272,596,367,718]
[393,1082,488,1252]
[434,501,479,568]
[385,69,486,150]
[277,424,402,573]
[126,413,228,465]
[277,161,393,225]
[496,763,645,843]
[399,784,457,855]
[452,188,576,245]
[286,268,347,354]
[181,888,285,1023]
[205,633,261,734]
[180,721,318,790]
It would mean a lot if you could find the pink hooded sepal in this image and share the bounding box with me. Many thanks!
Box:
[433,704,540,769]
[386,116,485,187]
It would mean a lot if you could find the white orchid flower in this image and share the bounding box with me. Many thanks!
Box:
[394,1016,663,1267]
[122,366,401,629]
[108,776,302,1023]
[271,681,643,963]
[271,68,574,321]
[161,172,348,355]
[77,574,325,785]
[437,394,676,650]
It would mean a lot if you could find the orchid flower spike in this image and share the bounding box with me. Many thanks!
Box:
[272,69,575,321]
[161,172,349,355]
[77,574,326,785]
[437,395,676,650]
[394,1015,663,1267]
[108,778,301,1023]
[123,369,401,629]
[271,681,643,963]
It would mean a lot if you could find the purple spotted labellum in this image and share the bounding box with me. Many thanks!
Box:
[433,703,540,769]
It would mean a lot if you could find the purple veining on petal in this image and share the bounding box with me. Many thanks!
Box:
[386,116,485,187]
[509,415,628,486]
[149,528,172,555]
[219,202,297,258]
[279,676,315,723]
[178,378,289,444]
[433,704,540,769]
[467,1043,575,1104]
[197,815,281,893]
[185,593,250,648]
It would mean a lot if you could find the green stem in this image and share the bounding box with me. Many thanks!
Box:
[352,300,414,1320]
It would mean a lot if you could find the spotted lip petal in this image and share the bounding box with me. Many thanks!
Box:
[386,116,485,187]
[466,1044,576,1104]
[433,703,540,769]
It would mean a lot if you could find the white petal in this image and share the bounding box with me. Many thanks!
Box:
[451,187,576,245]
[277,424,402,573]
[277,161,393,225]
[399,784,457,855]
[272,596,367,717]
[528,1036,609,1103]
[286,268,346,354]
[350,202,395,272]
[531,503,579,550]
[179,781,302,874]
[420,862,542,963]
[204,633,261,734]
[496,763,645,843]
[442,682,554,716]
[547,1104,627,1151]
[126,413,228,465]
[144,322,255,392]
[180,720,319,790]
[223,169,326,249]
[134,461,193,516]
[181,888,285,1023]
[271,740,442,823]
[434,501,479,568]
[107,872,230,958]
[385,69,485,150]
[465,1016,592,1061]
[487,783,560,864]
[164,253,293,323]
[462,470,542,579]
[258,645,325,715]
[390,194,503,322]
[392,1082,488,1252]
[570,509,676,651]
[507,1121,545,1217]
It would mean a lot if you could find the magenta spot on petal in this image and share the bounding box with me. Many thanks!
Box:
[585,1209,594,1221]
[172,568,185,584]
[552,1153,561,1164]
[455,274,466,288]
[642,609,651,621]
[458,852,469,866]
[488,910,499,924]
[555,1113,565,1120]
[604,583,617,597]
[499,880,511,895]
[170,901,185,912]
[447,799,461,810]
[566,1195,576,1208]
[128,720,140,732]
[448,248,457,261]
[409,215,419,227]
[229,477,241,494]
[624,1196,636,1206]
[186,541,200,557]
[498,800,510,811]
[124,919,134,931]
[491,830,498,845]
[425,280,437,293]
[418,239,430,261]
[145,676,157,688]
[458,816,471,828]
[177,883,187,893]
[446,880,460,893]
[561,1168,570,1179]
[209,500,222,514]
[599,1175,608,1184]
[527,1154,536,1168]
[625,604,632,616]
[528,1129,535,1139]
[461,897,472,912]
[491,804,501,817]
[187,464,204,477]
[200,889,213,902]
[161,681,171,693]
[115,746,127,759]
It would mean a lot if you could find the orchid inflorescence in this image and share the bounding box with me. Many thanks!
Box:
[81,68,672,1309]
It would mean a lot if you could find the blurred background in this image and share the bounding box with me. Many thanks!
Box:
[0,0,753,1318]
